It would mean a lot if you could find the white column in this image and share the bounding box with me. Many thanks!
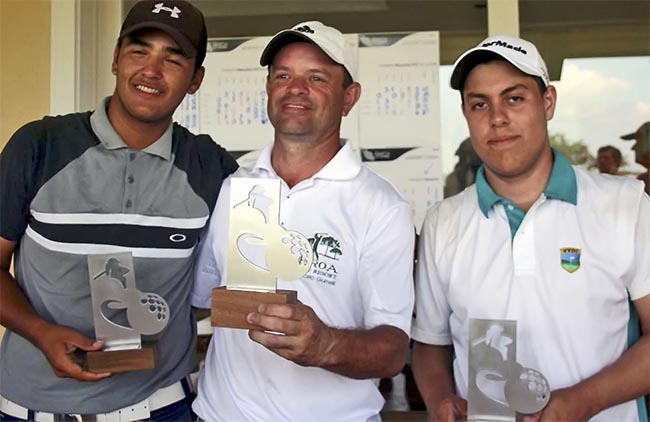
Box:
[50,0,122,115]
[487,0,519,37]
[50,0,79,115]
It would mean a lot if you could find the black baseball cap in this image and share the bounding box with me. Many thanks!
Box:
[119,0,208,67]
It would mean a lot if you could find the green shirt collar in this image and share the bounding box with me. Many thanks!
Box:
[476,148,577,218]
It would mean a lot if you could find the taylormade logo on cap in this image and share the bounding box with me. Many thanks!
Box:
[450,35,549,90]
[481,39,527,55]
[260,21,357,82]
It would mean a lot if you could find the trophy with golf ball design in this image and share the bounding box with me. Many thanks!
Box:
[211,178,313,330]
[468,319,550,421]
[86,252,169,372]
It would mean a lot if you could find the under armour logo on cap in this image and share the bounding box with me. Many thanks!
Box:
[295,25,315,34]
[152,2,181,18]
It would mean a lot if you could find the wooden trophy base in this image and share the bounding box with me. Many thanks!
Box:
[86,341,157,373]
[212,286,297,330]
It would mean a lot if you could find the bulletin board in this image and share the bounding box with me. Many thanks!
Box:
[173,31,442,231]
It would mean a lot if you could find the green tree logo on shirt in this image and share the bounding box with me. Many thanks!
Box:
[308,233,343,261]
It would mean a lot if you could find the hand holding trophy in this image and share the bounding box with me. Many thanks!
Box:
[212,178,313,329]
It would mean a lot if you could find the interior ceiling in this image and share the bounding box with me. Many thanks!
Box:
[124,0,649,80]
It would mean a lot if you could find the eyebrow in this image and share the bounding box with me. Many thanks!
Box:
[465,83,530,100]
[127,36,187,57]
[270,64,332,76]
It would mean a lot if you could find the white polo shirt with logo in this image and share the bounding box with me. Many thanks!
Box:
[192,141,415,422]
[412,151,650,421]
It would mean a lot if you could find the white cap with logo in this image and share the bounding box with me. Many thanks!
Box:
[260,21,357,82]
[450,35,549,90]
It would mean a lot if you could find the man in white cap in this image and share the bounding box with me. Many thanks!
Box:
[0,1,237,420]
[621,121,650,194]
[191,21,415,421]
[411,35,649,421]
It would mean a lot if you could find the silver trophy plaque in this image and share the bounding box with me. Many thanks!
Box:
[86,252,169,371]
[468,319,550,421]
[211,178,313,329]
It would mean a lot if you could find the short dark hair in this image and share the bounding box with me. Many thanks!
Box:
[459,53,547,104]
[598,145,622,165]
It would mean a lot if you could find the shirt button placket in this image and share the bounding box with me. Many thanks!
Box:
[125,152,136,211]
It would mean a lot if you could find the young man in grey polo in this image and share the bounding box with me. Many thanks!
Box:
[0,1,237,420]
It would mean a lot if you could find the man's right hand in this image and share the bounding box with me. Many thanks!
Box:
[1,236,110,382]
[34,323,111,382]
[434,396,467,422]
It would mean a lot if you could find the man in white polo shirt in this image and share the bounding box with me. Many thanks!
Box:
[411,35,650,422]
[191,21,415,421]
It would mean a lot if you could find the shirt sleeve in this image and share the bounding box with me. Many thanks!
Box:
[358,200,415,336]
[192,177,232,308]
[219,144,239,179]
[411,204,453,345]
[627,188,650,300]
[0,121,43,241]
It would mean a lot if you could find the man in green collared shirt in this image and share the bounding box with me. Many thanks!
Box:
[411,35,650,422]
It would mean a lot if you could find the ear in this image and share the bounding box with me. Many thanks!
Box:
[187,66,205,95]
[112,45,120,75]
[341,82,361,117]
[543,85,557,121]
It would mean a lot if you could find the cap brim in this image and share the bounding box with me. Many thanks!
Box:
[620,133,636,140]
[119,22,197,58]
[450,48,545,90]
[260,31,314,66]
[450,50,499,90]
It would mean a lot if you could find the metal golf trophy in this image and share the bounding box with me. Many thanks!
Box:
[211,178,313,329]
[468,319,550,421]
[86,252,169,372]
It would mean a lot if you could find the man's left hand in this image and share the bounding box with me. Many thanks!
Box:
[522,387,595,422]
[247,302,335,367]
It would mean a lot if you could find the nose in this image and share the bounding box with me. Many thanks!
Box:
[490,103,509,127]
[287,77,308,95]
[141,56,164,79]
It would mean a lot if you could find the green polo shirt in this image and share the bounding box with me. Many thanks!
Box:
[476,148,578,238]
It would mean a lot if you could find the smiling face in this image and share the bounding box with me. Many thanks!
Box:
[462,60,556,184]
[266,42,360,146]
[109,29,204,130]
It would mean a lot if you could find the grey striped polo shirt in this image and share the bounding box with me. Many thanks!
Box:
[0,97,237,413]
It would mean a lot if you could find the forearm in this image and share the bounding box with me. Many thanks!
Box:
[319,325,409,379]
[412,342,456,413]
[567,334,650,418]
[0,269,53,348]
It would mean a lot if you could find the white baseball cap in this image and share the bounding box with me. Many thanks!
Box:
[260,21,357,82]
[450,35,549,90]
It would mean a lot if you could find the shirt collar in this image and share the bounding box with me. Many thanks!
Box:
[90,96,173,161]
[476,148,577,217]
[251,139,362,181]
